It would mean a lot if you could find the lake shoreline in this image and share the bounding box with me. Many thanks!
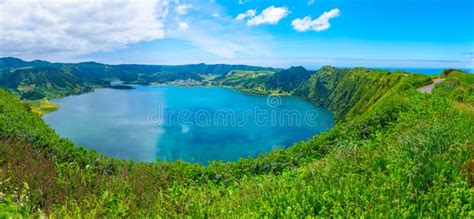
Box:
[42,85,334,163]
[39,82,303,116]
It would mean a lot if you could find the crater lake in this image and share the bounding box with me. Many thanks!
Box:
[43,85,334,164]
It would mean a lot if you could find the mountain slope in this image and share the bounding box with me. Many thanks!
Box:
[263,66,313,92]
[215,66,311,94]
[0,57,30,69]
[0,67,106,99]
[117,63,278,75]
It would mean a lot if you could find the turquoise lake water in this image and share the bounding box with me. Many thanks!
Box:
[43,86,334,164]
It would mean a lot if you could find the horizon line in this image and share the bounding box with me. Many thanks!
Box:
[1,56,472,72]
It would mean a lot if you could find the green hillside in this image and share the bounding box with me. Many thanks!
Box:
[435,69,474,104]
[295,66,433,120]
[0,67,104,100]
[215,66,311,95]
[0,65,472,217]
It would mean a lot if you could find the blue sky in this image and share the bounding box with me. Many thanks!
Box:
[0,0,472,69]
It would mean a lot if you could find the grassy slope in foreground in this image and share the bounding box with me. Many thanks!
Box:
[0,68,473,217]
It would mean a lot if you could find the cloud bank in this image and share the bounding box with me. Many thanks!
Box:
[0,0,167,57]
[0,0,272,60]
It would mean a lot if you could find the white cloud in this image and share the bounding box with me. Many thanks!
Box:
[178,22,189,31]
[247,6,289,26]
[175,3,192,15]
[308,0,316,6]
[291,8,340,32]
[0,0,167,58]
[236,9,256,20]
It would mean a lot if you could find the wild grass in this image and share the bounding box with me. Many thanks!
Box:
[24,100,59,116]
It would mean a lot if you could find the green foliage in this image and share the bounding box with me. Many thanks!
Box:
[261,66,313,92]
[216,70,274,86]
[24,99,59,116]
[434,69,474,104]
[0,61,472,216]
[20,90,45,100]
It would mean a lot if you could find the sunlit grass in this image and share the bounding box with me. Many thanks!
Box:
[24,99,59,116]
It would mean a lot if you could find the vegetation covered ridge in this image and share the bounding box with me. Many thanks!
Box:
[0,64,472,216]
[0,57,278,100]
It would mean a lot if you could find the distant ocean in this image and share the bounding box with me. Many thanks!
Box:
[376,68,474,75]
[310,67,473,75]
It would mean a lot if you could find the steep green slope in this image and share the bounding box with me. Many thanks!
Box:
[295,66,433,120]
[0,70,472,217]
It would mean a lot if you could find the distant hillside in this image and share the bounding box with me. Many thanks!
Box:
[0,57,30,69]
[263,66,313,92]
[215,66,311,95]
[117,63,278,75]
[0,57,277,77]
[0,57,279,99]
